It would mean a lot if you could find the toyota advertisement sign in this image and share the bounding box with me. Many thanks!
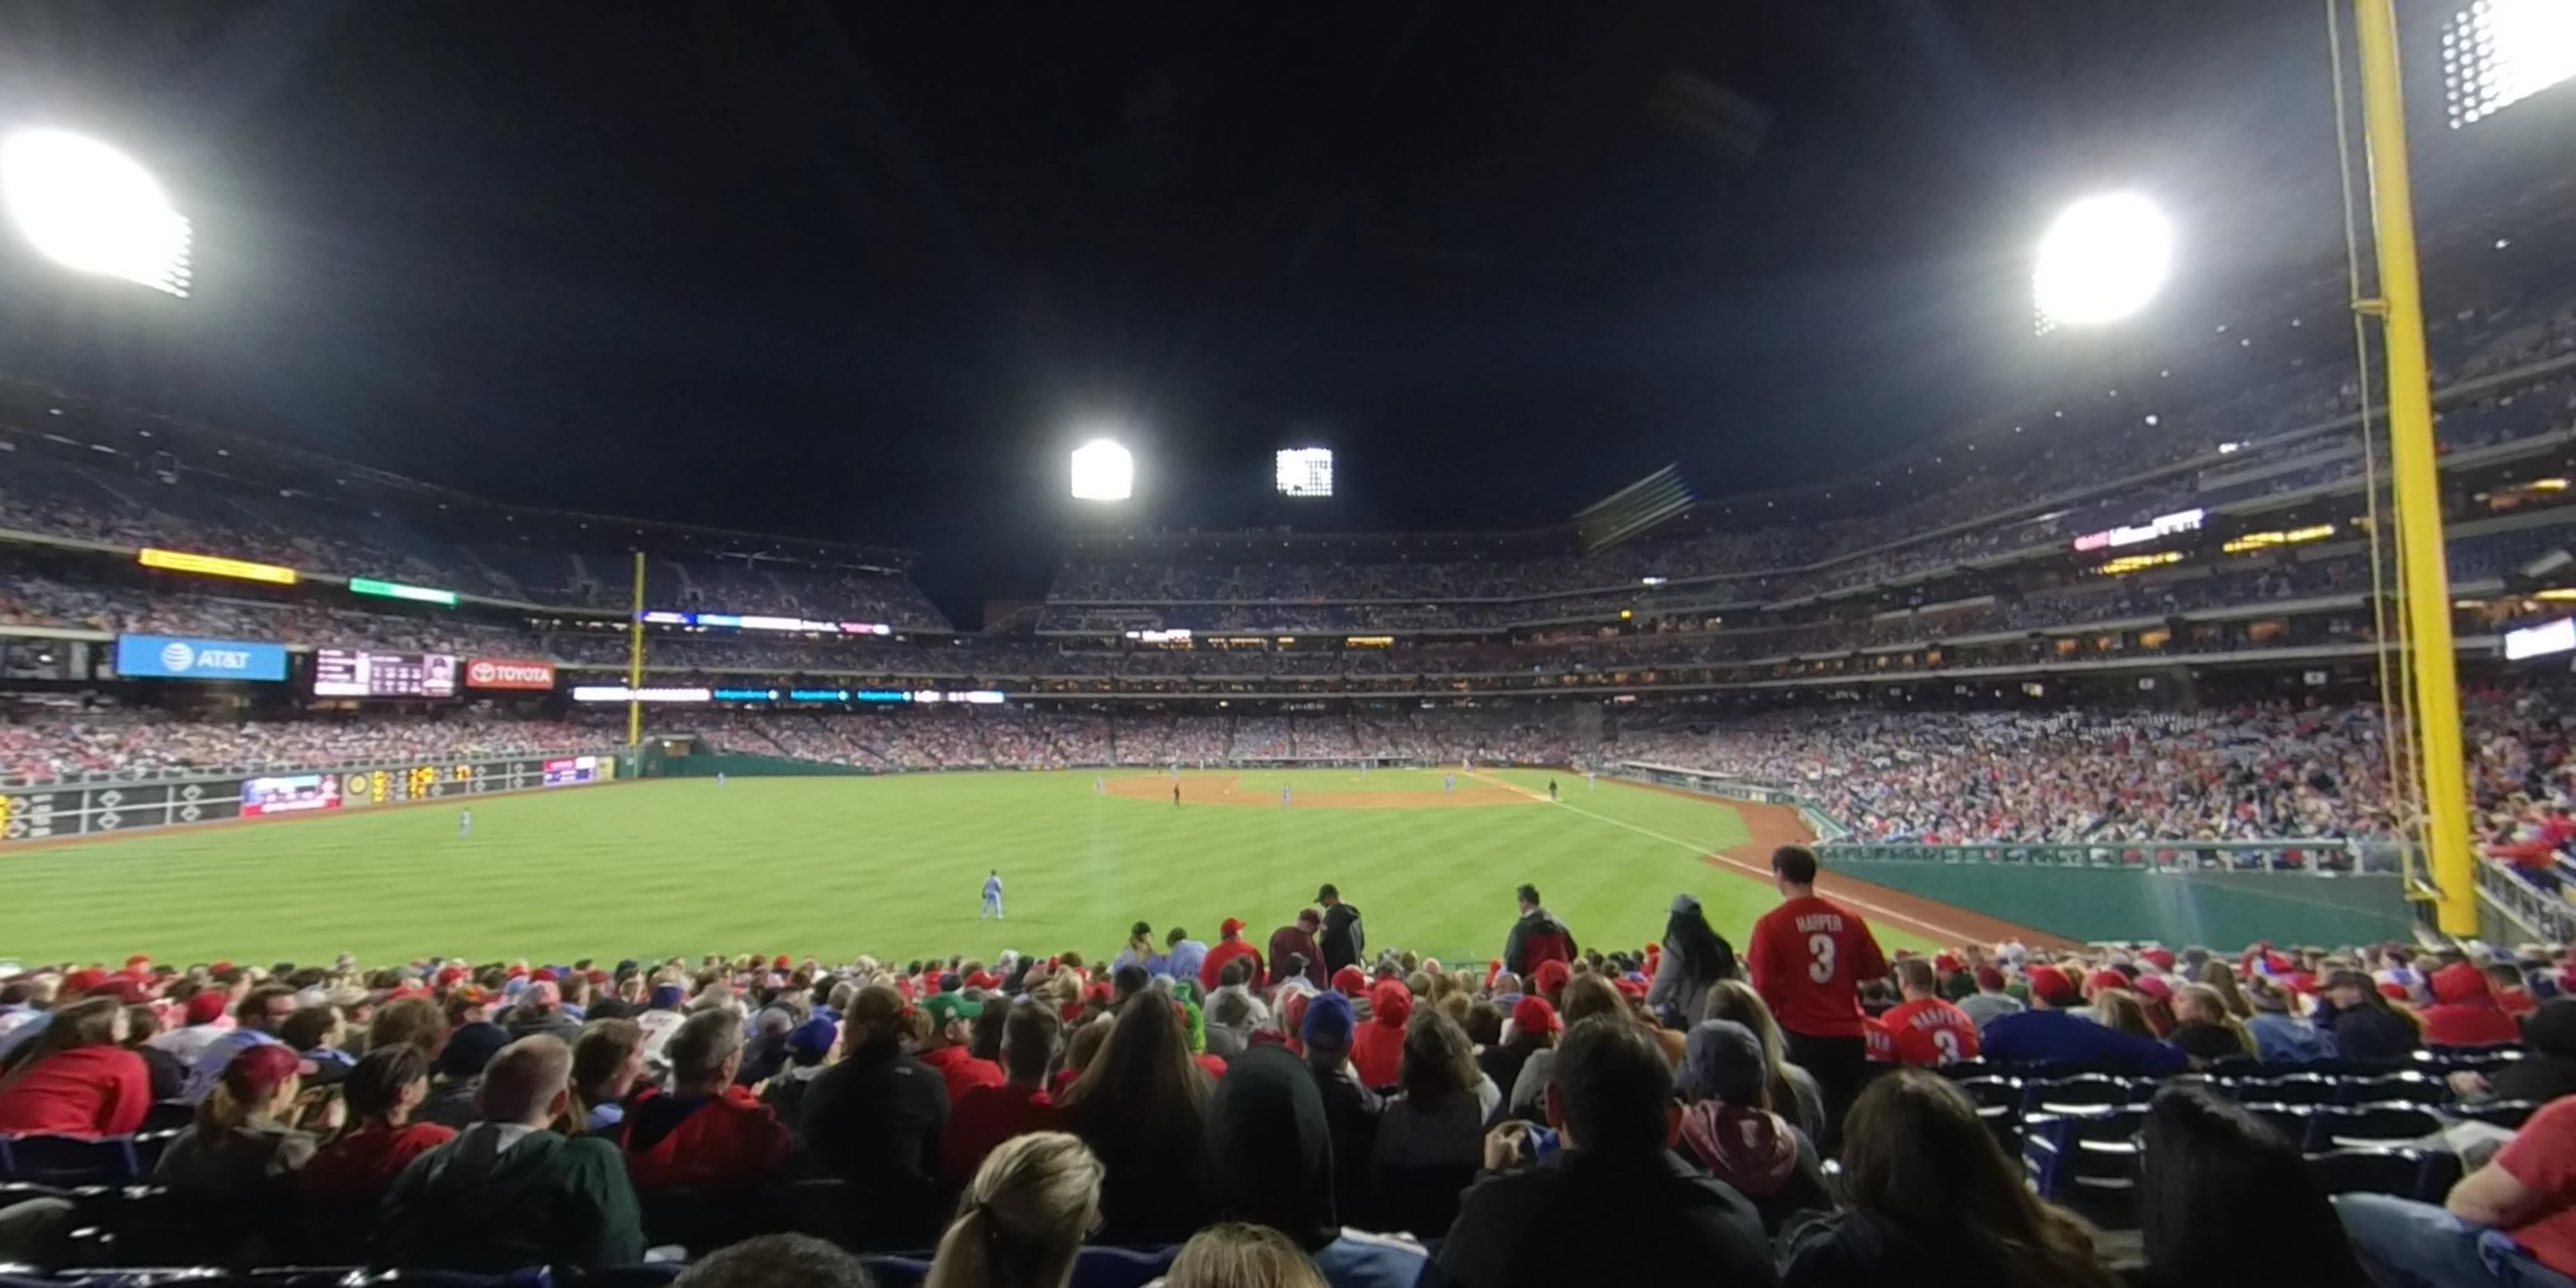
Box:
[466,658,557,691]
[114,634,289,682]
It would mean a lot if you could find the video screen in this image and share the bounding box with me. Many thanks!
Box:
[313,650,458,698]
[241,773,341,817]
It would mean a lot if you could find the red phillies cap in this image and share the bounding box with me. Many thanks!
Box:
[1220,917,1246,937]
[2030,969,2080,1006]
[223,1043,316,1098]
[1935,952,1966,975]
[61,969,111,997]
[2086,969,2129,996]
[2141,948,2176,972]
[184,991,230,1024]
[1511,996,1560,1035]
[773,955,791,969]
[2134,975,2174,1002]
[530,968,558,983]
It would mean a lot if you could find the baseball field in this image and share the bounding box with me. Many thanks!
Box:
[0,767,1974,969]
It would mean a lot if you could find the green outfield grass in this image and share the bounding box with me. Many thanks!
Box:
[0,767,1936,968]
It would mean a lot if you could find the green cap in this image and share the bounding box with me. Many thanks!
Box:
[923,992,984,1026]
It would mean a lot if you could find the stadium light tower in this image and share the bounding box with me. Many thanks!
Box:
[1069,438,1133,502]
[2031,192,2173,330]
[2442,0,2576,127]
[0,130,192,297]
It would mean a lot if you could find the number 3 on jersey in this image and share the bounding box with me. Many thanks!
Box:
[1807,932,1836,983]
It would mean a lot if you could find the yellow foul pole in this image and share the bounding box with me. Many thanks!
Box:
[2352,0,2473,935]
[627,550,647,747]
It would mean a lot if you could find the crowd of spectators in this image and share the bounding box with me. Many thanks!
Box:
[1,858,2572,1285]
[0,708,595,782]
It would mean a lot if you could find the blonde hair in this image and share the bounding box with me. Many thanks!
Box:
[2196,962,2254,1019]
[923,1132,1102,1288]
[1163,1222,1327,1288]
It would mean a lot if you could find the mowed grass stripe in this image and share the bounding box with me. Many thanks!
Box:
[0,770,1934,966]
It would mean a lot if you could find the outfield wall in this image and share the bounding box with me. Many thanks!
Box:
[1616,762,2417,947]
[0,750,637,844]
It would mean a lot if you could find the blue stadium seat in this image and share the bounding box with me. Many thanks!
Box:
[2340,1071,2443,1106]
[2023,1108,2143,1230]
[1067,1246,1180,1288]
[2301,1105,2446,1153]
[2306,1147,2433,1198]
[2024,1074,2132,1114]
[2235,1102,2314,1146]
[2456,1100,2541,1130]
[0,1135,141,1186]
[2219,1072,2341,1107]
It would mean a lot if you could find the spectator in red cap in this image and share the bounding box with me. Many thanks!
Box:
[1200,919,1266,994]
[180,983,299,1104]
[1481,997,1557,1107]
[1267,910,1328,991]
[1958,965,2025,1030]
[300,1045,454,1197]
[0,997,153,1137]
[1350,981,1413,1089]
[158,1043,322,1194]
[1331,965,1368,999]
[1530,959,1572,1008]
[617,1009,792,1196]
[1982,967,2186,1075]
[2421,961,2523,1048]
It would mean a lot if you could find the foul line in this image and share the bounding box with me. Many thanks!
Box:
[1463,771,1982,947]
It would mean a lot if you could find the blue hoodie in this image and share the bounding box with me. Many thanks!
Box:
[1980,1008,2189,1074]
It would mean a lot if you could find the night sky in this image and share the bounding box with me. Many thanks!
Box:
[0,3,2434,619]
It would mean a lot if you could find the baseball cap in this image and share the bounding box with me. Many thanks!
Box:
[184,991,231,1025]
[923,993,983,1027]
[1316,883,1339,901]
[223,1043,317,1098]
[787,1016,839,1065]
[1220,917,1246,937]
[2029,969,2080,1007]
[1684,1019,1767,1104]
[61,969,110,997]
[1973,965,2007,991]
[2133,975,2174,1002]
[648,984,686,1010]
[1331,966,1368,997]
[1510,996,1559,1037]
[1302,991,1357,1053]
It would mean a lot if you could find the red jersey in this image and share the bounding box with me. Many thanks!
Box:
[919,1044,1008,1105]
[1747,895,1888,1039]
[1879,997,1982,1066]
[1200,939,1266,992]
[1863,1017,1896,1063]
[941,1085,1062,1184]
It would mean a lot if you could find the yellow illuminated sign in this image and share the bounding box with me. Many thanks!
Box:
[2222,524,2337,554]
[2099,551,2183,575]
[137,547,299,586]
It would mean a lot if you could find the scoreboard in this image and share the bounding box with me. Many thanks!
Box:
[313,650,459,699]
[0,749,625,843]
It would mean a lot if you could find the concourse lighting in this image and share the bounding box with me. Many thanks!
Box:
[1070,438,1133,501]
[0,130,192,297]
[2032,192,2173,329]
[2445,0,2576,127]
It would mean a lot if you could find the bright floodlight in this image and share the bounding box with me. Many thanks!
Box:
[2445,0,2576,128]
[1275,447,1334,497]
[1069,439,1133,501]
[0,130,192,297]
[2032,192,2172,330]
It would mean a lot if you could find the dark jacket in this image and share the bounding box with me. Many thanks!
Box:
[2489,1054,2576,1104]
[1436,1149,1775,1288]
[1981,1009,2189,1075]
[2167,1021,2251,1064]
[1321,904,1366,974]
[1269,924,1328,990]
[1784,1208,2068,1288]
[1307,1058,1383,1230]
[800,1034,948,1192]
[2322,1002,2421,1062]
[1646,896,1738,1027]
[375,1124,644,1272]
[1502,908,1576,979]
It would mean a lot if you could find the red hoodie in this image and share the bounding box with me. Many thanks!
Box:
[1200,937,1265,992]
[0,1046,153,1138]
[919,1044,1007,1105]
[2422,962,2523,1047]
[618,1085,794,1193]
[1350,983,1413,1088]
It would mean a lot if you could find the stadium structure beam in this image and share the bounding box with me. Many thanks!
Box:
[628,550,648,747]
[2353,0,2473,935]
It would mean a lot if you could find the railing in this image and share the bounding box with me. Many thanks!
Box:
[2475,859,2576,943]
[1817,838,2380,873]
[0,746,620,791]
